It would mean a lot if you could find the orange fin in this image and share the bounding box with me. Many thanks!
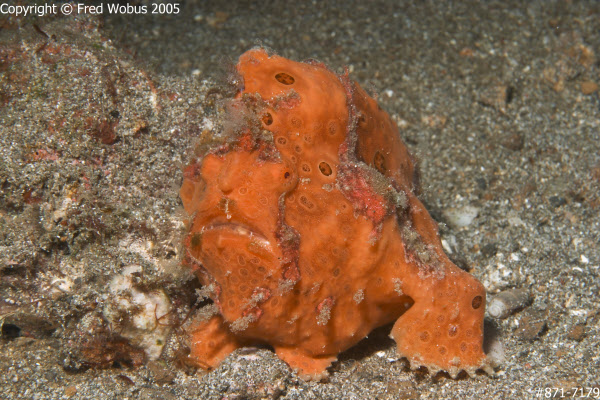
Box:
[274,346,336,381]
[188,314,242,369]
[390,292,488,378]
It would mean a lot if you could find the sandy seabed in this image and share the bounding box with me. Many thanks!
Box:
[1,1,599,399]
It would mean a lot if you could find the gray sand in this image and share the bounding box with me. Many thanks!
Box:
[1,1,599,399]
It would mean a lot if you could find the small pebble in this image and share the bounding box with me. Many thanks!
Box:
[549,195,567,208]
[581,80,598,95]
[502,133,524,151]
[566,324,586,341]
[516,311,547,341]
[478,83,513,113]
[147,361,175,385]
[64,386,77,397]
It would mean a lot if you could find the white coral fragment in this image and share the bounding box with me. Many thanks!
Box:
[103,265,172,360]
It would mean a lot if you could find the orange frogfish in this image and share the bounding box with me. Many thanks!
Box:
[180,48,489,379]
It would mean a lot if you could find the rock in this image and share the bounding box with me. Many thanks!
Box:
[64,386,77,397]
[481,243,498,258]
[566,324,586,341]
[478,83,514,113]
[549,196,567,208]
[147,360,176,385]
[502,133,524,151]
[581,80,598,95]
[138,387,177,400]
[516,311,547,341]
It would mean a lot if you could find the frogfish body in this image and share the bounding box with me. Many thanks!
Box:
[180,48,489,379]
